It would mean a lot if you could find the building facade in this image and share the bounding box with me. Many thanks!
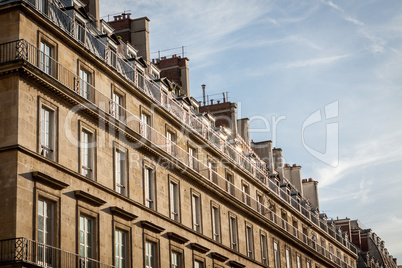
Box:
[334,218,398,268]
[0,0,363,267]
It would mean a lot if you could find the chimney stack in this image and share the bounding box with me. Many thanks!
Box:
[302,178,320,210]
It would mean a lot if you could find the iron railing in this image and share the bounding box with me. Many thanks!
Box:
[0,237,114,267]
[0,39,357,262]
[1,0,271,187]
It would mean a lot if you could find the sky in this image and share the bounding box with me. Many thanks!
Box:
[100,0,402,261]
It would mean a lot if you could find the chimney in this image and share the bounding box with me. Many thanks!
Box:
[282,164,303,195]
[251,140,274,171]
[131,17,150,63]
[236,118,250,146]
[302,178,319,210]
[154,56,190,96]
[272,148,283,170]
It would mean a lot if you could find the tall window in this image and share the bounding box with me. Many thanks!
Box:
[171,251,181,268]
[261,233,268,265]
[112,92,124,121]
[79,68,91,100]
[37,199,54,266]
[79,215,93,265]
[246,225,254,259]
[211,206,221,242]
[166,131,175,155]
[40,106,55,159]
[226,172,234,195]
[75,19,86,44]
[115,230,127,268]
[192,193,201,233]
[40,41,52,75]
[188,146,197,170]
[306,260,311,268]
[274,241,280,268]
[286,248,292,268]
[194,260,203,268]
[141,113,150,139]
[229,215,238,251]
[81,129,93,179]
[257,193,263,214]
[170,181,180,222]
[36,0,48,13]
[208,161,217,183]
[145,241,156,268]
[115,149,127,195]
[242,183,250,206]
[145,167,155,210]
[296,255,301,268]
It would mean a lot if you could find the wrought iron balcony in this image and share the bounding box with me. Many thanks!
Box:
[0,237,114,267]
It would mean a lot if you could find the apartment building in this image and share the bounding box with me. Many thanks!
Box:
[334,218,398,268]
[0,0,359,267]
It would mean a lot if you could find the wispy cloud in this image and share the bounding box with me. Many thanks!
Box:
[315,130,402,188]
[283,54,349,69]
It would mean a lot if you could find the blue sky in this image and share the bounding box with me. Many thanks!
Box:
[100,0,402,261]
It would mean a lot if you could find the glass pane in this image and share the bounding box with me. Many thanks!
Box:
[38,230,44,243]
[80,231,84,243]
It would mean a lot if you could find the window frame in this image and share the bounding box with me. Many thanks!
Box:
[144,235,160,268]
[79,122,96,180]
[228,213,238,251]
[77,60,95,102]
[111,86,126,122]
[211,203,221,243]
[260,231,268,266]
[169,176,181,223]
[140,106,153,139]
[285,247,292,268]
[274,240,280,268]
[187,142,198,171]
[245,222,254,259]
[165,125,177,156]
[78,212,97,263]
[144,161,156,210]
[170,247,184,268]
[38,32,57,76]
[242,181,251,206]
[296,254,301,268]
[38,98,58,161]
[113,220,131,268]
[191,190,202,233]
[114,143,129,196]
[225,170,234,196]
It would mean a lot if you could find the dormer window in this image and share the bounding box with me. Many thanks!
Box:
[36,0,48,14]
[75,15,86,44]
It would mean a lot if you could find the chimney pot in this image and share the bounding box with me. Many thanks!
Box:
[211,99,214,105]
[293,164,297,167]
[217,100,220,104]
[308,178,313,182]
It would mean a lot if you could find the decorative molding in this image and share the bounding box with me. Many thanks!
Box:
[110,206,137,221]
[190,243,209,254]
[211,252,229,262]
[74,190,106,207]
[228,260,245,268]
[140,220,165,233]
[32,171,69,190]
[166,232,189,244]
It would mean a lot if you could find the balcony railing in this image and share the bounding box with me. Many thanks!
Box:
[0,38,357,260]
[0,237,114,267]
[1,0,270,185]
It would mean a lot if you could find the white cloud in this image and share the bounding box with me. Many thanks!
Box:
[315,130,402,188]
